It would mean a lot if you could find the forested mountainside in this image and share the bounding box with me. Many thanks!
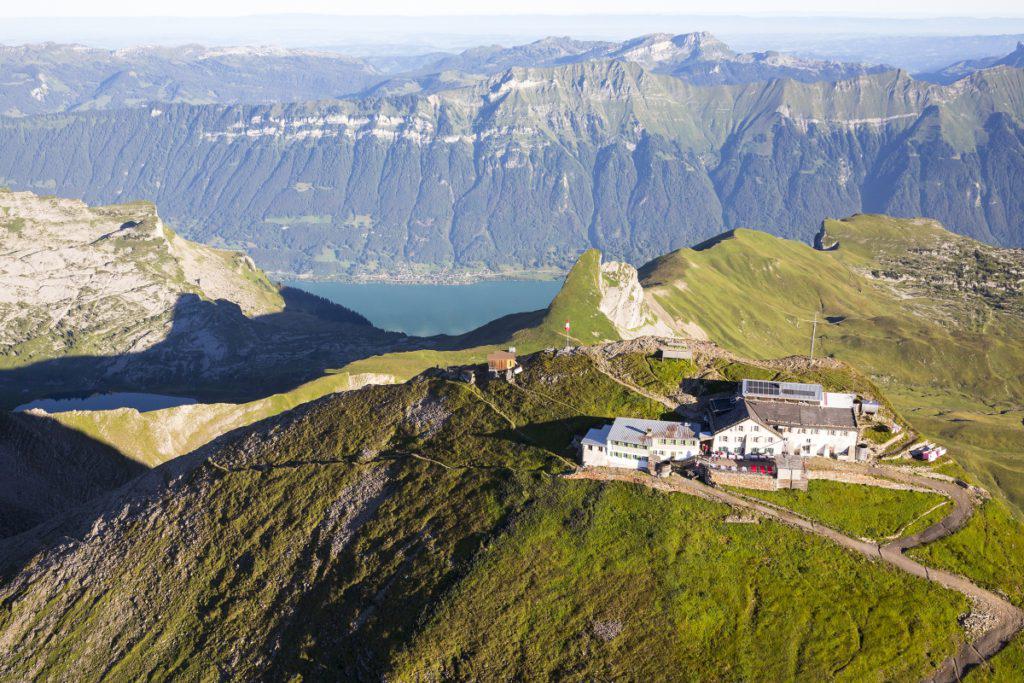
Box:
[2,61,1023,278]
[0,191,400,407]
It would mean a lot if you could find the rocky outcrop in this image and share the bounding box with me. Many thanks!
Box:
[0,191,399,407]
[597,259,677,339]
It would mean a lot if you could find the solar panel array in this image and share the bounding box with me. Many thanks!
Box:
[742,379,822,403]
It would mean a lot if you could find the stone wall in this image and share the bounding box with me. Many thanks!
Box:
[709,469,778,491]
[806,469,932,493]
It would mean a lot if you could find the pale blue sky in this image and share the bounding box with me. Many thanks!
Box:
[5,1,1024,18]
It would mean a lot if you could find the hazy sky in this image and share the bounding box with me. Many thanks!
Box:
[5,1,1024,18]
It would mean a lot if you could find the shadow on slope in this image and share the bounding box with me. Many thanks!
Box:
[0,290,413,410]
[0,411,146,538]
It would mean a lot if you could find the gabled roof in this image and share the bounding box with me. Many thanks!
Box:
[487,351,516,360]
[746,399,856,430]
[582,424,612,448]
[707,399,782,437]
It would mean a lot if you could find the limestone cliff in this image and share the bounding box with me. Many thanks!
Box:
[597,258,677,339]
[0,191,395,407]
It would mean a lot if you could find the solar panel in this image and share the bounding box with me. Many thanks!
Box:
[742,379,822,403]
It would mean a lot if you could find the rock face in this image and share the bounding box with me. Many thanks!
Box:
[1,62,1022,278]
[597,259,676,339]
[0,191,398,407]
[0,190,284,361]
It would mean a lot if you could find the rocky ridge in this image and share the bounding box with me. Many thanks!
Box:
[0,190,403,408]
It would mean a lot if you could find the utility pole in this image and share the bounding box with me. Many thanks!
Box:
[809,312,818,361]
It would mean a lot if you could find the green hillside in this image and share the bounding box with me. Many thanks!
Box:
[640,215,1024,513]
[0,348,969,680]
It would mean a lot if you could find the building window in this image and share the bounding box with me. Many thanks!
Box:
[737,426,744,432]
[752,425,760,432]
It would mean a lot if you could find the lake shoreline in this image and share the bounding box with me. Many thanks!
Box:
[284,279,563,337]
[272,268,567,286]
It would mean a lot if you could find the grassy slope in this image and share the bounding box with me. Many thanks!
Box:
[0,351,969,680]
[46,248,619,464]
[908,499,1024,609]
[390,480,964,682]
[635,217,1024,661]
[639,217,1024,513]
[49,370,393,466]
[969,631,1024,681]
[729,481,949,541]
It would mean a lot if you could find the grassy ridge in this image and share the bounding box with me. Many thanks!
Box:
[0,350,971,680]
[638,216,1024,513]
[49,370,393,466]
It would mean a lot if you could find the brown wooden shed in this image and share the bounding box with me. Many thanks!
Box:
[487,350,517,373]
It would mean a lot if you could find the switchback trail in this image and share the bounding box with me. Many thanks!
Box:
[584,349,678,411]
[567,464,1024,683]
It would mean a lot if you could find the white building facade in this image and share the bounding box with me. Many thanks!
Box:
[581,418,702,471]
[709,380,859,460]
[709,415,786,457]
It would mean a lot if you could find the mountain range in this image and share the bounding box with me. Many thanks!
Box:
[917,41,1024,84]
[0,32,888,118]
[1,59,1023,278]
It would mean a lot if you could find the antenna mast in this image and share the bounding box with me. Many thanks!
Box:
[809,312,818,361]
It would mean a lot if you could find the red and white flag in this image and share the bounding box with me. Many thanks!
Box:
[564,320,571,331]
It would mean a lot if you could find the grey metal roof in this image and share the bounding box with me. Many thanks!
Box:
[582,424,612,447]
[746,399,857,430]
[607,417,700,445]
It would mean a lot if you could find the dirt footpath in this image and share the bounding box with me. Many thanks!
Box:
[567,465,1024,683]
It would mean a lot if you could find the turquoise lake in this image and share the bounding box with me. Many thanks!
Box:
[17,392,198,413]
[285,279,564,336]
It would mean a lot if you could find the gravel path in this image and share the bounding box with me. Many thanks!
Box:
[568,464,1024,682]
